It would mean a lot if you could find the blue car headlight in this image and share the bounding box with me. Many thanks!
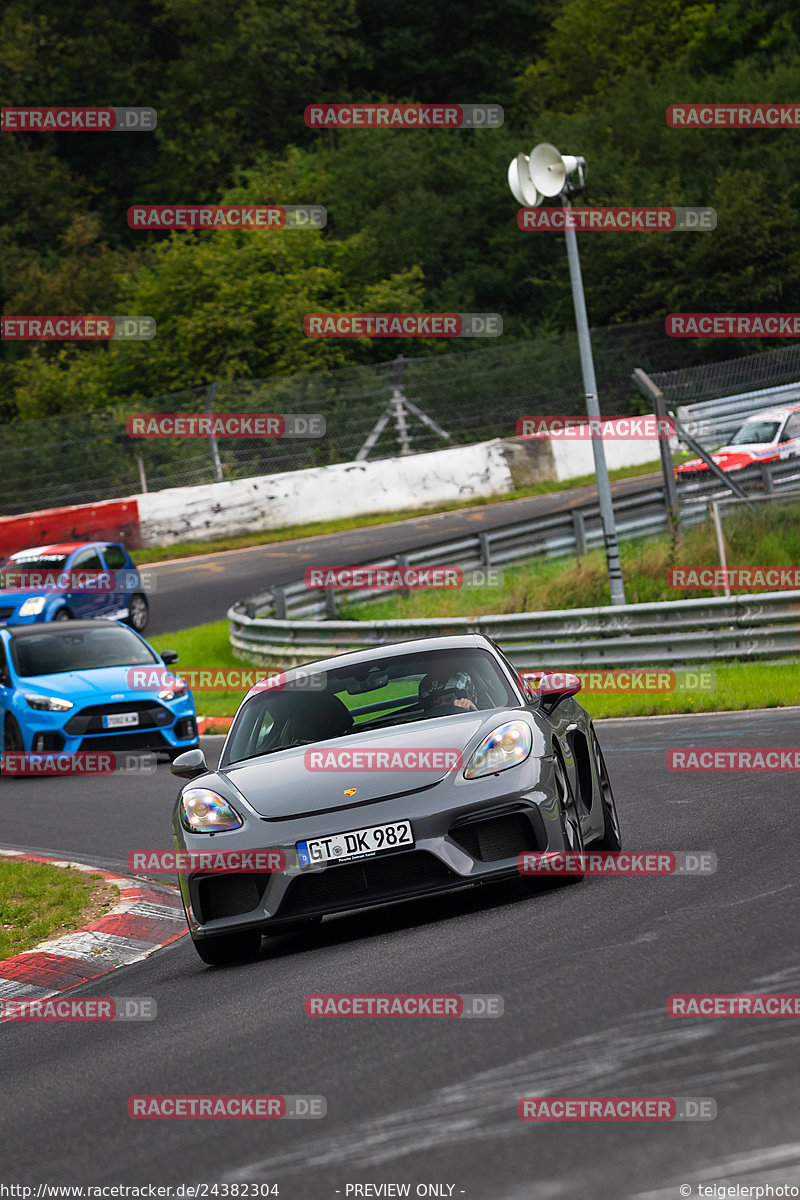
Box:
[24,693,74,712]
[19,597,47,617]
[180,788,243,833]
[464,720,533,778]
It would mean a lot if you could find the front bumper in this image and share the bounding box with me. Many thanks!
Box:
[175,767,570,941]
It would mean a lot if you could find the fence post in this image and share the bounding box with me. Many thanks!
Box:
[324,590,338,618]
[479,531,492,570]
[761,462,774,494]
[272,588,286,620]
[205,382,223,482]
[572,511,587,558]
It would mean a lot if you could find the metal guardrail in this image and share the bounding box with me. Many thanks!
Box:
[228,590,800,669]
[234,460,800,623]
[227,458,800,670]
[677,380,800,450]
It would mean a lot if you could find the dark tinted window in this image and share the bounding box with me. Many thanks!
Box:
[10,626,157,676]
[102,545,127,570]
[223,647,516,764]
[781,414,800,440]
[729,420,780,446]
[71,547,104,571]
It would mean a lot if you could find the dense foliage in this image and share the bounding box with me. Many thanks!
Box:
[2,0,799,419]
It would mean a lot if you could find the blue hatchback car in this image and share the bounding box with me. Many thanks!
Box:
[0,542,149,632]
[0,620,197,763]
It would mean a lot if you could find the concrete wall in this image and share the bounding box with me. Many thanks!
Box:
[0,420,663,555]
[135,439,514,546]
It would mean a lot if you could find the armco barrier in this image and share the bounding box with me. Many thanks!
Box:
[230,461,800,623]
[227,590,800,669]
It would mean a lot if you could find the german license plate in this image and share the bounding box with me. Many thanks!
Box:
[297,819,413,866]
[103,712,140,729]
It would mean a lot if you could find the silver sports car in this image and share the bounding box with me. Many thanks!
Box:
[171,634,622,964]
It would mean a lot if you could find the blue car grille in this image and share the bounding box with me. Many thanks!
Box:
[64,701,173,735]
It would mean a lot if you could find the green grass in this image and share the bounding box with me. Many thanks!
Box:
[134,458,667,564]
[574,661,800,719]
[149,497,800,720]
[151,620,251,717]
[0,861,116,961]
[348,498,800,619]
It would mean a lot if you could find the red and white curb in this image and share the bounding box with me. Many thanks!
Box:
[0,849,186,1000]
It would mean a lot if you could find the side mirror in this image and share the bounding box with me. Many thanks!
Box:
[535,671,582,710]
[171,747,208,779]
[161,649,179,665]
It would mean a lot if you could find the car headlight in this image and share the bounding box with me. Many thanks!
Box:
[180,788,243,833]
[24,693,74,712]
[159,679,187,701]
[19,597,47,616]
[464,720,533,778]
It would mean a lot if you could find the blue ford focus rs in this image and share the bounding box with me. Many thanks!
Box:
[0,619,198,766]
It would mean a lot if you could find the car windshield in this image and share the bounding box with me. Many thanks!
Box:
[223,646,518,764]
[728,420,780,446]
[0,554,69,578]
[10,626,158,676]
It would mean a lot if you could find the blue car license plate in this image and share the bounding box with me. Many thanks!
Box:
[102,712,140,729]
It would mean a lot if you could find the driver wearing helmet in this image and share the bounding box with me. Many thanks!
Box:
[418,668,478,713]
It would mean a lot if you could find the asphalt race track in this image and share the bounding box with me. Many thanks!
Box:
[144,472,661,635]
[2,708,798,1198]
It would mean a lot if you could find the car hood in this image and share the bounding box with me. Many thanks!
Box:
[219,708,547,820]
[13,667,163,700]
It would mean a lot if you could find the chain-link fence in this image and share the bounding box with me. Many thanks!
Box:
[653,342,800,407]
[0,318,755,514]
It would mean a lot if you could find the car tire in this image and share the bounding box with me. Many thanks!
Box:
[553,749,585,884]
[191,930,263,965]
[3,714,24,756]
[126,593,149,633]
[590,732,622,851]
[54,608,74,621]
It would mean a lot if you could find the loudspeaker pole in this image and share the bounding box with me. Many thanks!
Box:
[508,143,627,606]
[560,193,626,604]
